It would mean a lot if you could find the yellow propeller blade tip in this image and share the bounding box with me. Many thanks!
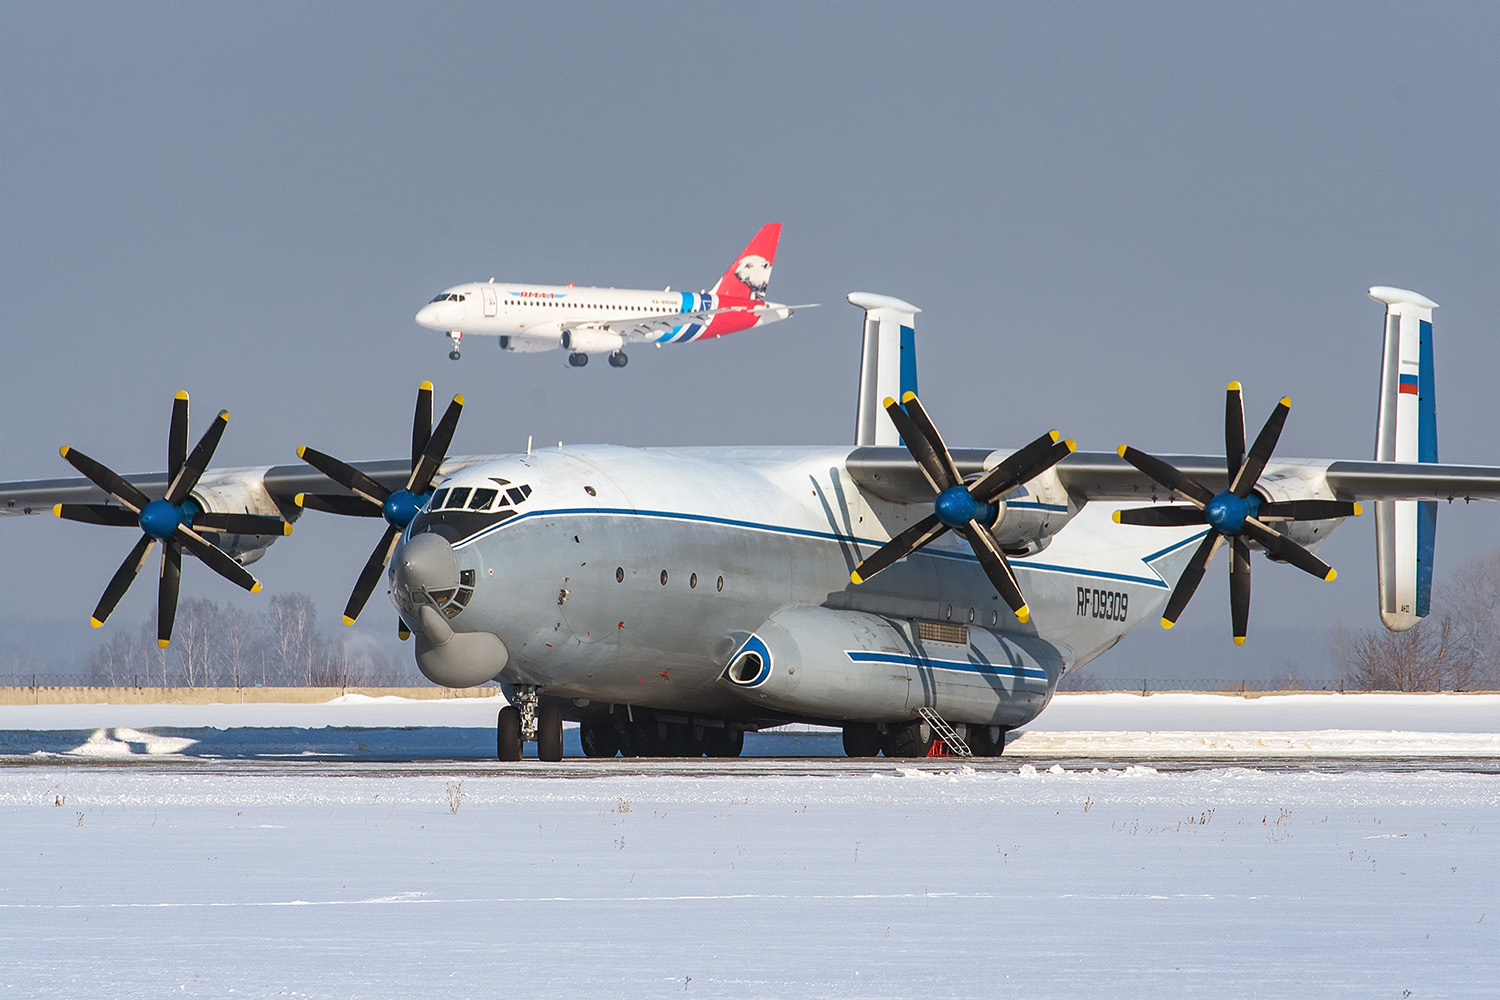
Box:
[89,617,104,629]
[1015,606,1030,624]
[294,493,306,507]
[850,570,864,585]
[1116,445,1128,458]
[1064,439,1077,452]
[901,391,917,404]
[1280,396,1292,407]
[1227,381,1241,392]
[1233,636,1246,646]
[51,504,62,517]
[1161,618,1176,630]
[282,523,293,536]
[342,615,357,627]
[453,393,465,405]
[295,445,307,458]
[882,396,897,408]
[1111,510,1122,524]
[175,390,189,401]
[250,582,263,595]
[419,380,433,391]
[1352,502,1363,516]
[59,445,70,458]
[157,639,170,650]
[1324,568,1338,582]
[1048,430,1060,443]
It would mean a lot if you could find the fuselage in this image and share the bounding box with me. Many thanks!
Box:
[390,445,1206,731]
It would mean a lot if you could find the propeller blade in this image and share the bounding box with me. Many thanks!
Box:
[297,446,393,507]
[166,409,229,505]
[406,394,464,493]
[1229,535,1251,646]
[1117,446,1215,507]
[1231,397,1291,497]
[1225,381,1245,484]
[851,513,949,585]
[1112,505,1208,528]
[344,524,402,625]
[59,446,149,513]
[295,493,384,517]
[191,512,292,536]
[54,503,139,528]
[1256,499,1362,522]
[1161,531,1224,629]
[169,390,189,485]
[897,394,964,491]
[959,523,1030,622]
[91,534,156,628]
[172,524,262,593]
[398,618,411,641]
[158,540,182,648]
[412,381,434,471]
[1239,517,1337,582]
[968,431,1075,504]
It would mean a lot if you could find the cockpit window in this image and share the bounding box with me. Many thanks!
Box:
[428,293,466,303]
[428,488,450,510]
[505,485,533,505]
[467,488,498,510]
[445,488,472,510]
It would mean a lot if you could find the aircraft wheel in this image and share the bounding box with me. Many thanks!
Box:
[608,351,629,368]
[568,352,589,367]
[968,725,1007,757]
[580,717,621,758]
[497,706,523,761]
[841,722,882,758]
[883,718,930,758]
[449,350,461,361]
[702,727,744,758]
[537,702,564,762]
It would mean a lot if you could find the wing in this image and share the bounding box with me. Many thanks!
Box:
[559,302,792,345]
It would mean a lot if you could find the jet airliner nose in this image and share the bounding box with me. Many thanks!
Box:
[415,303,440,328]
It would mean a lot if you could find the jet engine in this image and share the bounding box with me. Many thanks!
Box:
[721,604,1057,727]
[560,327,625,355]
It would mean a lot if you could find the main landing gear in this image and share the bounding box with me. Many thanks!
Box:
[840,720,1009,758]
[578,709,744,758]
[567,352,588,367]
[448,330,463,361]
[607,351,629,368]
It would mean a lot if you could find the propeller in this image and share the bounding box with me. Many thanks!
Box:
[1114,381,1361,644]
[54,391,288,647]
[295,381,464,629]
[850,393,1076,623]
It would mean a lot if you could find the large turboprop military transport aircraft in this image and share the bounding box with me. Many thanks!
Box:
[414,223,806,366]
[4,286,1498,760]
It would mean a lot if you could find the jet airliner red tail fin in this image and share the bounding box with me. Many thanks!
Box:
[710,223,781,301]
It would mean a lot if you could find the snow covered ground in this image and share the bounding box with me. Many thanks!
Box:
[1,694,1497,996]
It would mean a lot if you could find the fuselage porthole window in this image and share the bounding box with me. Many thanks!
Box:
[690,573,698,589]
[660,570,668,586]
[615,567,624,583]
[716,575,724,592]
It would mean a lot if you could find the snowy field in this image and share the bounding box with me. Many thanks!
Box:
[2,694,1498,998]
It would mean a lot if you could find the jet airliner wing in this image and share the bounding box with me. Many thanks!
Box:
[559,303,795,344]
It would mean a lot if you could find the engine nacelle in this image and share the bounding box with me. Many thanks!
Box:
[721,604,1059,727]
[189,470,295,565]
[560,326,625,355]
[979,466,1079,555]
[1252,469,1346,553]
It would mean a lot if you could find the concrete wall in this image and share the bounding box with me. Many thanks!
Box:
[0,686,500,706]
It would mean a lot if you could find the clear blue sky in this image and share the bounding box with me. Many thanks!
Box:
[3,3,1499,678]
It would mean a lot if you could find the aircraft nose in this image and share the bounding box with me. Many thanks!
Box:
[415,303,439,328]
[390,532,461,620]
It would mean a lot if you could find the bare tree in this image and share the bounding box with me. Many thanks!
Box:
[86,629,151,686]
[218,604,254,688]
[1447,548,1500,687]
[1341,612,1479,691]
[264,593,326,685]
[170,599,218,687]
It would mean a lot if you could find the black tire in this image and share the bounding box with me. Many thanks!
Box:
[449,351,461,361]
[841,722,883,758]
[568,352,589,367]
[580,717,621,758]
[884,718,930,758]
[608,351,629,368]
[968,725,1007,757]
[497,706,522,761]
[537,703,564,762]
[702,727,745,758]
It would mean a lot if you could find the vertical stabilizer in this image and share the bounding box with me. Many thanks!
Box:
[848,292,920,446]
[709,224,781,301]
[1369,285,1439,631]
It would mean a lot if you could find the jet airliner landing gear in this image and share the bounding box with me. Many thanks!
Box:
[567,352,588,367]
[607,351,629,368]
[448,330,462,361]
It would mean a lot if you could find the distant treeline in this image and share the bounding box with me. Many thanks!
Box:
[70,594,416,689]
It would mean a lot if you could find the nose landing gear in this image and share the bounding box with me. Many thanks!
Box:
[447,330,463,361]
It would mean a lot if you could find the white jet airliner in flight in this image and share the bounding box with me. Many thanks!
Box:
[414,223,802,367]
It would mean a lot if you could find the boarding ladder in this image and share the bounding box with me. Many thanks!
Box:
[916,707,971,757]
